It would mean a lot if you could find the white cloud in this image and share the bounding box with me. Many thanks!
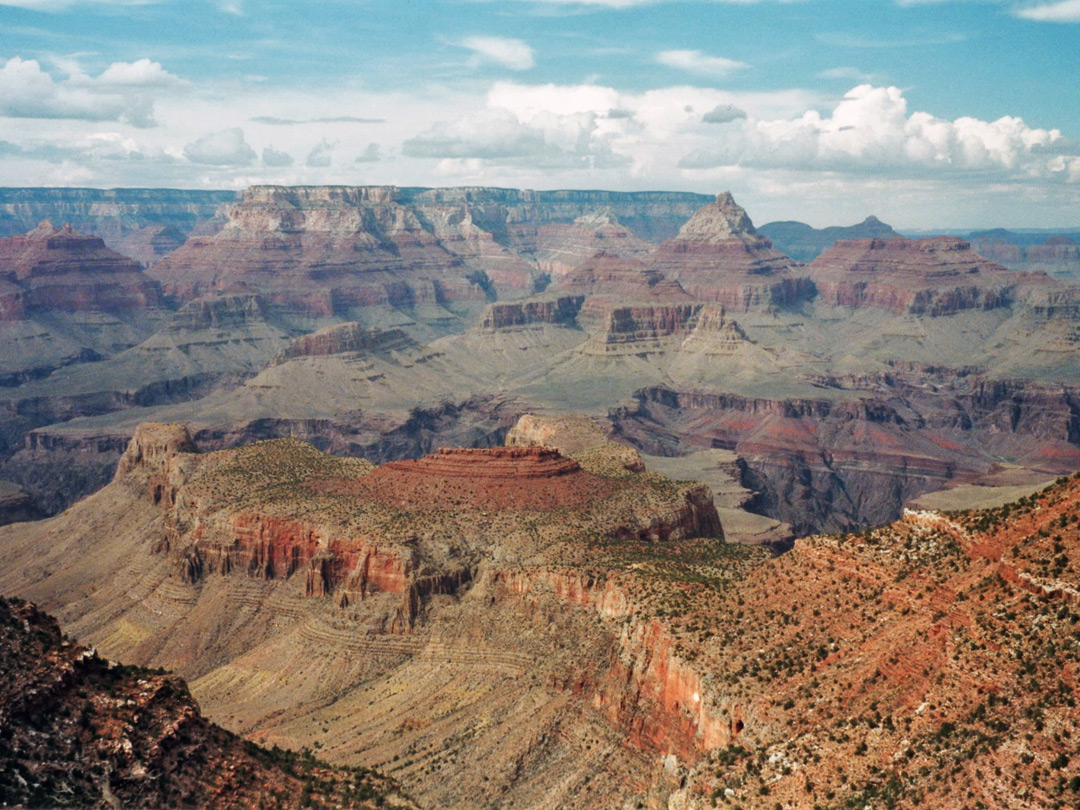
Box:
[677,84,1079,183]
[1015,0,1080,21]
[354,143,382,163]
[702,104,747,124]
[306,139,334,167]
[94,58,186,88]
[0,55,182,127]
[183,127,256,166]
[403,105,629,170]
[460,36,535,71]
[655,50,750,77]
[261,145,293,166]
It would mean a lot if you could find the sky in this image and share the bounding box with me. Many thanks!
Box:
[0,0,1078,229]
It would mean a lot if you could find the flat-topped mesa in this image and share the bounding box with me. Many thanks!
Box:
[505,413,648,473]
[478,294,585,331]
[274,322,415,363]
[361,446,603,511]
[809,235,1023,315]
[646,192,813,311]
[579,301,704,355]
[0,221,162,316]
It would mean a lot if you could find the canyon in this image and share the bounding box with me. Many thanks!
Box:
[3,416,1080,809]
[1,182,1080,809]
[1,186,1077,538]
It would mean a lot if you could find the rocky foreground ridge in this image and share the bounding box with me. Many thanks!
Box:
[0,594,414,809]
[0,418,751,809]
[4,417,1080,808]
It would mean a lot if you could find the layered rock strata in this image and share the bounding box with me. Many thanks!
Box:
[809,236,1026,315]
[0,221,162,317]
[478,294,585,330]
[273,322,414,363]
[646,193,813,311]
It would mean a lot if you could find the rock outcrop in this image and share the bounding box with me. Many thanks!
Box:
[809,236,1024,315]
[0,221,163,317]
[0,595,413,810]
[478,294,585,330]
[612,376,1080,534]
[0,480,41,526]
[273,322,415,363]
[525,208,656,277]
[558,251,680,298]
[646,193,813,311]
[578,301,703,355]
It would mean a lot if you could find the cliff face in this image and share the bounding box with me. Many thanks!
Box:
[0,188,235,249]
[6,416,1080,808]
[646,193,813,311]
[0,421,736,809]
[0,221,163,318]
[478,294,585,330]
[809,236,1026,315]
[612,377,1080,534]
[146,186,711,319]
[273,322,415,362]
[971,233,1080,282]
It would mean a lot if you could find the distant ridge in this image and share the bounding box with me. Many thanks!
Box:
[759,215,899,262]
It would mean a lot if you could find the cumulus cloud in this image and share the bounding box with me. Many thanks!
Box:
[0,56,182,127]
[261,145,293,166]
[460,36,535,71]
[354,143,382,163]
[677,84,1080,183]
[654,50,750,77]
[702,104,747,124]
[403,106,628,169]
[93,58,186,88]
[1015,0,1080,21]
[306,139,334,167]
[183,127,256,166]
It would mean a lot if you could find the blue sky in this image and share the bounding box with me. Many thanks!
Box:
[1,0,1078,228]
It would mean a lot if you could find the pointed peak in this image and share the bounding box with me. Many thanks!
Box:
[27,220,59,238]
[676,191,762,244]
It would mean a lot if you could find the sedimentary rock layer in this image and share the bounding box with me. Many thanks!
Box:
[646,192,813,311]
[0,221,162,318]
[809,236,1027,315]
